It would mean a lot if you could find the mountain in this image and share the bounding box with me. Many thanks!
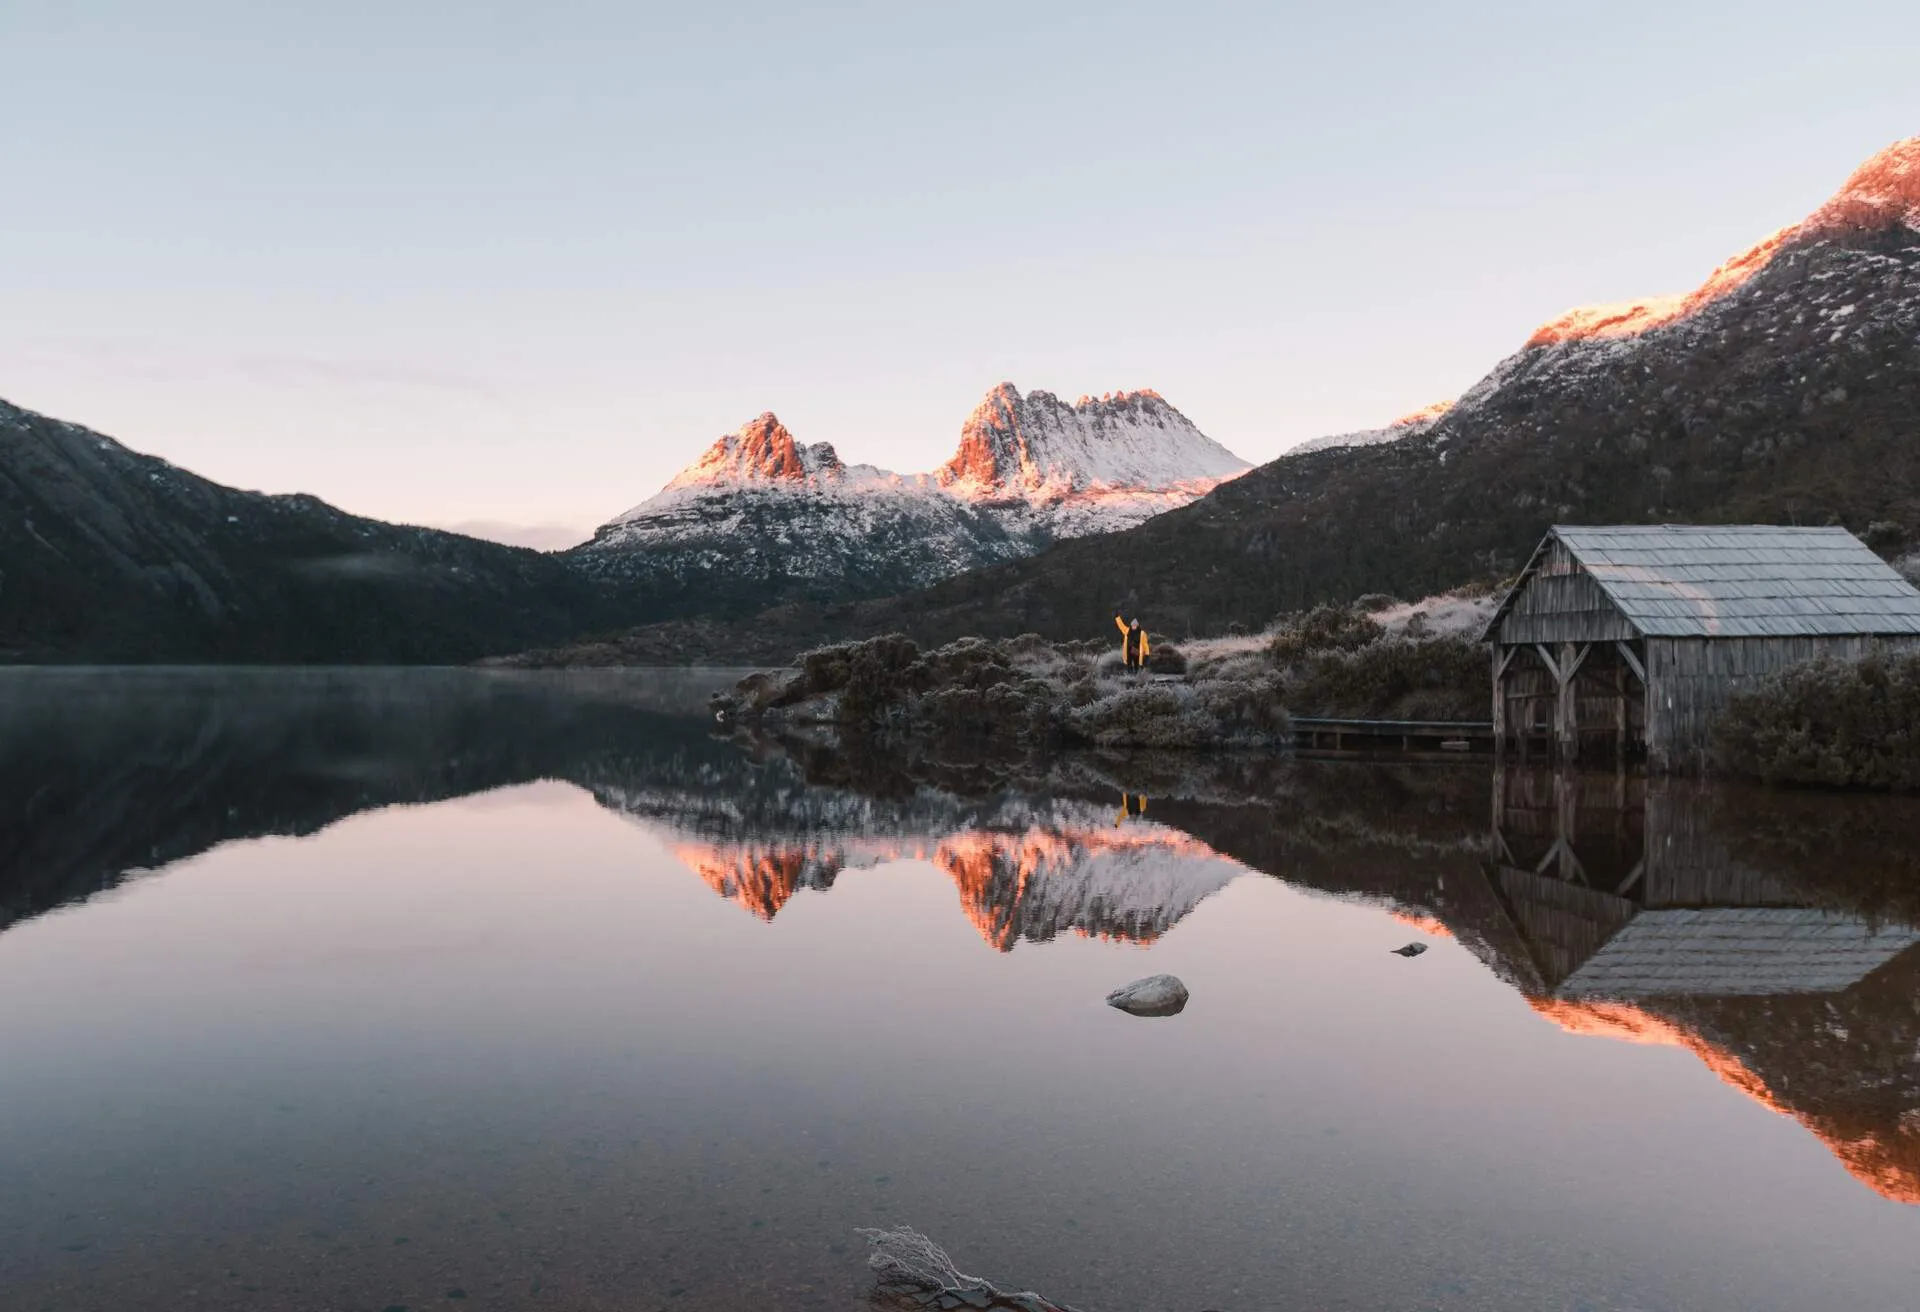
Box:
[590,134,1920,657]
[565,385,1248,620]
[0,399,632,662]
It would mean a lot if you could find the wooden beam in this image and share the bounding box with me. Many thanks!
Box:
[1534,643,1563,684]
[1492,646,1509,753]
[1615,857,1646,897]
[1555,642,1581,762]
[1615,641,1646,684]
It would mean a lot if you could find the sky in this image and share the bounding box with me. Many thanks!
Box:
[3,1,1917,546]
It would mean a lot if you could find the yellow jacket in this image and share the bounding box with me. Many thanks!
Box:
[1114,617,1151,664]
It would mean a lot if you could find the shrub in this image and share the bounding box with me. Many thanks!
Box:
[1863,520,1908,556]
[838,634,924,724]
[1147,641,1188,676]
[1278,634,1485,720]
[1714,650,1920,789]
[796,642,857,696]
[1268,606,1384,661]
[1196,673,1291,741]
[1064,684,1216,749]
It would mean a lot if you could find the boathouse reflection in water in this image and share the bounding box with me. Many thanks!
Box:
[1484,767,1920,1203]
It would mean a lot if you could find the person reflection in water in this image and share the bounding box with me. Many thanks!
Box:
[1115,791,1148,826]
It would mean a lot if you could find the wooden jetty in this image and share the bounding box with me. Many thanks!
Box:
[1291,717,1494,755]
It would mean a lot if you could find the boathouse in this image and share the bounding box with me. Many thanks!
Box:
[1482,525,1920,771]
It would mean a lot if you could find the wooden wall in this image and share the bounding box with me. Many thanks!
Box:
[1496,539,1639,645]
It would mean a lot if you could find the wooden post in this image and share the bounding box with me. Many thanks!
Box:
[1614,658,1627,761]
[1547,642,1590,763]
[1615,640,1646,759]
[1492,645,1508,758]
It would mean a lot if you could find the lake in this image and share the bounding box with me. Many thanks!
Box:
[3,668,1919,1312]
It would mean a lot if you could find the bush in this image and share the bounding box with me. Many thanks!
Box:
[1278,633,1485,720]
[838,634,924,724]
[1714,650,1920,789]
[1196,673,1291,741]
[1863,520,1908,556]
[1147,641,1188,676]
[1268,605,1384,661]
[1064,684,1216,748]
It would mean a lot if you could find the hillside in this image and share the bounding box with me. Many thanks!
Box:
[0,400,633,662]
[527,136,1920,663]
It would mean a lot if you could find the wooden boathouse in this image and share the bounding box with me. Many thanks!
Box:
[1482,525,1920,771]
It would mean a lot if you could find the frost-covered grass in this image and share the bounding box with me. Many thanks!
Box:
[1368,590,1500,639]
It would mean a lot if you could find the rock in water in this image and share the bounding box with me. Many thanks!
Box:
[1391,942,1429,958]
[1105,973,1189,1016]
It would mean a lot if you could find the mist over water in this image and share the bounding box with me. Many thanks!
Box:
[3,669,1919,1312]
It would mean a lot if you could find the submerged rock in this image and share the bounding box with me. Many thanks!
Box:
[858,1226,1082,1312]
[1104,973,1189,1016]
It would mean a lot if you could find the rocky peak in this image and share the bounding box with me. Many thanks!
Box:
[664,413,844,491]
[1806,135,1920,235]
[1528,135,1920,350]
[937,382,1246,500]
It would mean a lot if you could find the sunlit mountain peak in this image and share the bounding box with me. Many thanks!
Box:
[1527,135,1920,349]
[660,412,847,492]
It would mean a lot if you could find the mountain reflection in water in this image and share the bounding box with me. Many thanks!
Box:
[6,668,1920,1310]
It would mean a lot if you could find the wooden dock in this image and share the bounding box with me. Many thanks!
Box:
[1290,717,1496,755]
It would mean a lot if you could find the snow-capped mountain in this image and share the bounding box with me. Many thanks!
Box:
[940,383,1246,500]
[568,385,1248,617]
[1287,136,1920,464]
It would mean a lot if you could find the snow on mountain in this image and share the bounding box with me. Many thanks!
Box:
[641,412,856,502]
[571,384,1249,616]
[938,383,1248,501]
[1528,135,1919,350]
[1280,137,1920,465]
[1287,400,1454,457]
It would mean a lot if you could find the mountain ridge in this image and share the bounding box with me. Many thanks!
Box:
[0,398,636,662]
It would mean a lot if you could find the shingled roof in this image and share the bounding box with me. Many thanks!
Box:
[1556,908,1920,998]
[1486,525,1920,640]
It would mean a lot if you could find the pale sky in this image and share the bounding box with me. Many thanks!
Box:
[4,1,1917,545]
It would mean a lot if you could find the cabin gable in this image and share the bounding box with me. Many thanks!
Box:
[1494,538,1641,645]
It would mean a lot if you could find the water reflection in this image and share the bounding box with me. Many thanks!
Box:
[1482,768,1920,1205]
[6,670,1920,1310]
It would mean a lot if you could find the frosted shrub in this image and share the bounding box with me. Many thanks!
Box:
[1065,683,1215,748]
[1715,651,1920,789]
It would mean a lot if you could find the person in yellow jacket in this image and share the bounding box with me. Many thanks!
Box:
[1114,615,1151,671]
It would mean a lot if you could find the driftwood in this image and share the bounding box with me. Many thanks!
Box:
[857,1226,1082,1312]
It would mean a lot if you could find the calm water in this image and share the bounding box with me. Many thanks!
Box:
[4,669,1920,1312]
